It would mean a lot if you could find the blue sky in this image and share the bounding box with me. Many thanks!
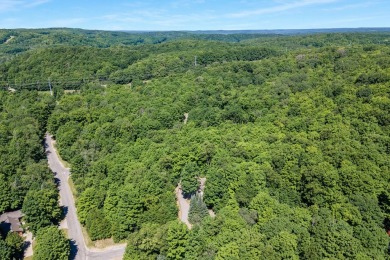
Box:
[0,0,388,30]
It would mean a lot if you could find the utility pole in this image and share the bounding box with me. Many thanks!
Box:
[194,56,197,67]
[48,78,53,96]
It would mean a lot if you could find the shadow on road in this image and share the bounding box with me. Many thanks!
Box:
[69,240,79,260]
[60,205,68,222]
[54,176,60,185]
[22,240,31,251]
[44,139,50,152]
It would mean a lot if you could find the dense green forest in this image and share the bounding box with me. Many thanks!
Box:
[1,28,390,88]
[0,28,278,65]
[0,91,54,213]
[0,90,67,258]
[1,28,390,259]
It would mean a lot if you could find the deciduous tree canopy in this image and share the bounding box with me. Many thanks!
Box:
[1,28,390,259]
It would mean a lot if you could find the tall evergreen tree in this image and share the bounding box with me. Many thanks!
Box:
[188,194,209,225]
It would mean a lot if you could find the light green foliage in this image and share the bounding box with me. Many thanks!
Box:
[268,231,299,260]
[184,226,207,260]
[33,226,70,260]
[250,191,280,226]
[215,242,240,260]
[166,221,189,260]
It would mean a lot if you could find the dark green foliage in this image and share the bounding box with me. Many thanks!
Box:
[0,237,12,260]
[234,162,266,207]
[22,187,62,234]
[33,226,70,260]
[5,232,24,259]
[181,162,200,196]
[188,194,209,225]
[85,208,112,241]
[238,208,258,226]
[0,91,55,213]
[0,89,64,256]
[355,72,389,85]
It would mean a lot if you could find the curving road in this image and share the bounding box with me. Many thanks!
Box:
[45,134,126,260]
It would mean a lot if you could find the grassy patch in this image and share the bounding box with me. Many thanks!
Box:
[53,143,71,169]
[94,238,117,249]
[61,228,69,238]
[81,225,125,249]
[64,89,80,94]
[38,91,51,95]
[68,178,78,198]
[81,226,94,248]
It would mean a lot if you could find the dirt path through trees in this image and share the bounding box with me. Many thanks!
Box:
[176,178,215,229]
[4,36,15,44]
[175,184,192,229]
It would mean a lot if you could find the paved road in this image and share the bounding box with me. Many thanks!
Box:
[45,134,126,260]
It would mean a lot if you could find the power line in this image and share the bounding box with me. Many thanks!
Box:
[0,77,108,90]
[48,78,52,96]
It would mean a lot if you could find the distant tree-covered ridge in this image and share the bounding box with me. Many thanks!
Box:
[0,28,279,64]
[1,28,390,88]
[0,41,280,90]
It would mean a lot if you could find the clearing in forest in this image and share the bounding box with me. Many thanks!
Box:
[176,177,215,229]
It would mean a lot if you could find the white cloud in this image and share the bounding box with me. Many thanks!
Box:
[0,0,50,12]
[323,1,380,11]
[25,0,51,8]
[98,7,220,31]
[312,15,382,27]
[0,0,22,12]
[229,0,339,18]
